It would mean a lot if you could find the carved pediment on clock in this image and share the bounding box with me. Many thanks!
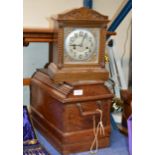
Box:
[57,7,109,22]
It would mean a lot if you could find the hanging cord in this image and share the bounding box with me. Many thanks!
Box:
[90,109,105,154]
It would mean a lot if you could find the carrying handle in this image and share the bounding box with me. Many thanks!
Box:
[76,101,102,117]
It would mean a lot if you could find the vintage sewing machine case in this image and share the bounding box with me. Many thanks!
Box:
[30,69,114,155]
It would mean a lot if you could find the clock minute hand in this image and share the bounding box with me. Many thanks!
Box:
[70,33,87,47]
[80,33,86,46]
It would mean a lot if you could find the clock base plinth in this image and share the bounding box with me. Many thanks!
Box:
[48,63,109,83]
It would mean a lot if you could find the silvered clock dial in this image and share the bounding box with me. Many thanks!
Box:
[65,29,95,61]
[64,28,100,64]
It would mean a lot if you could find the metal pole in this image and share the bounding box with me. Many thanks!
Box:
[83,0,93,9]
[107,40,121,98]
[108,0,132,32]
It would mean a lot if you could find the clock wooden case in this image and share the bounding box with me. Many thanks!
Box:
[48,7,110,82]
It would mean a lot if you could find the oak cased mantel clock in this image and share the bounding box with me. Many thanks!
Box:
[48,7,110,82]
[30,7,114,155]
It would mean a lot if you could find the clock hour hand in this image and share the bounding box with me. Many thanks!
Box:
[69,44,81,47]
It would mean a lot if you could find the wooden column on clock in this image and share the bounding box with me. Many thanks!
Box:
[30,7,114,155]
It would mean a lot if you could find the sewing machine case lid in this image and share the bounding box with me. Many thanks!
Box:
[32,69,114,103]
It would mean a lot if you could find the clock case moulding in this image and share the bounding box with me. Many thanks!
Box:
[47,7,110,83]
